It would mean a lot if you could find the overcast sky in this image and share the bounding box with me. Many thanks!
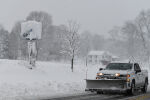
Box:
[1,0,150,35]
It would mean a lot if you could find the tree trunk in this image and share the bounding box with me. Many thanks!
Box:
[71,50,75,72]
[71,58,73,72]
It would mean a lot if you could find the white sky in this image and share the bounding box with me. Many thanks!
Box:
[0,0,150,35]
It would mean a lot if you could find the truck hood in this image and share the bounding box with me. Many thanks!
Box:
[98,70,130,75]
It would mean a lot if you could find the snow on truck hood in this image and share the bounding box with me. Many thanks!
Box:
[98,70,130,75]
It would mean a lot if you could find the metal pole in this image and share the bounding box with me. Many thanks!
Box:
[28,41,32,67]
[86,56,88,79]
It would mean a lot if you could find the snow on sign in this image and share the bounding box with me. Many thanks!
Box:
[21,21,42,40]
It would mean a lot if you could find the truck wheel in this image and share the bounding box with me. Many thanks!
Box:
[141,80,148,93]
[97,91,103,94]
[128,82,135,95]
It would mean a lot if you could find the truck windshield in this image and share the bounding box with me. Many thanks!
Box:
[105,63,132,70]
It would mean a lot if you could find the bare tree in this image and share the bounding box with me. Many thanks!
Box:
[79,31,92,57]
[135,10,150,63]
[112,10,150,63]
[0,26,9,59]
[61,20,80,72]
[108,26,128,58]
[122,21,138,58]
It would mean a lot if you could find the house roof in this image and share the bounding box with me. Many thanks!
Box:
[88,51,110,56]
[112,55,119,58]
[88,51,119,58]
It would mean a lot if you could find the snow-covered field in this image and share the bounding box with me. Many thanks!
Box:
[0,59,101,100]
[1,59,149,100]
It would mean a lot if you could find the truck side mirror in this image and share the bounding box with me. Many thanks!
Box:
[135,69,141,74]
[99,68,103,71]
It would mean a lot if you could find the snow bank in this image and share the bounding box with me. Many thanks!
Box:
[0,59,100,100]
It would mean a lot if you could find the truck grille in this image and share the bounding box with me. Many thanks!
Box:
[97,74,126,79]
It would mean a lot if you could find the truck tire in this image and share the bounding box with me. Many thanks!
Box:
[127,81,135,95]
[97,91,103,94]
[141,80,148,93]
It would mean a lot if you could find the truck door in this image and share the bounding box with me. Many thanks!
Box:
[136,64,144,86]
[134,63,142,87]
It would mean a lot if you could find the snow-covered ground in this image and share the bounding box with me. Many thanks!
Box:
[0,59,102,100]
[1,59,149,100]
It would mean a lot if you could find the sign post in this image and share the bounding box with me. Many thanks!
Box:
[28,41,37,67]
[21,21,42,69]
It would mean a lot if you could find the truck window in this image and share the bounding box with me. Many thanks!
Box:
[134,63,141,71]
[105,63,132,70]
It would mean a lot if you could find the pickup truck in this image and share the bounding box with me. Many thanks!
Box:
[85,62,148,95]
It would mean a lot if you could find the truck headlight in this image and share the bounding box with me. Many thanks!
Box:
[127,74,130,78]
[115,73,120,77]
[126,74,130,82]
[97,73,103,76]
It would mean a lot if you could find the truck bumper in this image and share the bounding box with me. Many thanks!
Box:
[85,79,130,93]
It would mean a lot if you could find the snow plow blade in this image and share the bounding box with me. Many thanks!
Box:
[85,79,127,91]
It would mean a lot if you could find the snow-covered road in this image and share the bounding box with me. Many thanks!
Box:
[37,86,150,100]
[43,93,126,100]
[40,89,150,100]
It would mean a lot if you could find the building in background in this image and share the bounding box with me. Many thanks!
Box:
[111,55,120,61]
[87,51,119,65]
